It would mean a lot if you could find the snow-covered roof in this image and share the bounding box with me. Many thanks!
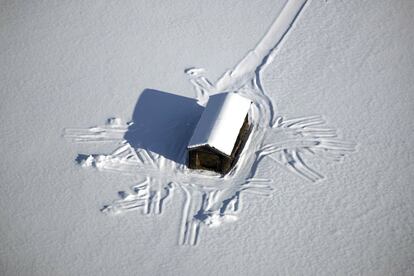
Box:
[188,92,252,156]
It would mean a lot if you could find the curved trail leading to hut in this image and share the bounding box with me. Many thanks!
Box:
[64,0,355,245]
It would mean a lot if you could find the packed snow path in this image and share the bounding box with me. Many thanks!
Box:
[64,0,355,245]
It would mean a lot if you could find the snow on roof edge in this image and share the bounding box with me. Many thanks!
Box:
[188,143,231,158]
[188,92,251,156]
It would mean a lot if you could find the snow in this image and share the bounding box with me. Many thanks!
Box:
[1,0,414,275]
[188,92,251,156]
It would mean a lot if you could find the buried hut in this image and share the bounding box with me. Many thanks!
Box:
[187,92,252,175]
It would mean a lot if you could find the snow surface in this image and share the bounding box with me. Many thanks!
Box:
[188,92,252,156]
[1,0,414,275]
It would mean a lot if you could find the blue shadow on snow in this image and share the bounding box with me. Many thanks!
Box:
[124,89,204,165]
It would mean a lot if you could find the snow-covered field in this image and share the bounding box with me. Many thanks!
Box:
[1,0,413,275]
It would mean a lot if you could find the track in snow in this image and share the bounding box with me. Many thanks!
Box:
[64,0,356,245]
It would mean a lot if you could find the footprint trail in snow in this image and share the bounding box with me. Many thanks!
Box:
[64,0,356,245]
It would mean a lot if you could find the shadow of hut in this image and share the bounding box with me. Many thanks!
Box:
[124,89,203,165]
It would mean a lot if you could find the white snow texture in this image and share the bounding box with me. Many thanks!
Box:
[1,0,413,275]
